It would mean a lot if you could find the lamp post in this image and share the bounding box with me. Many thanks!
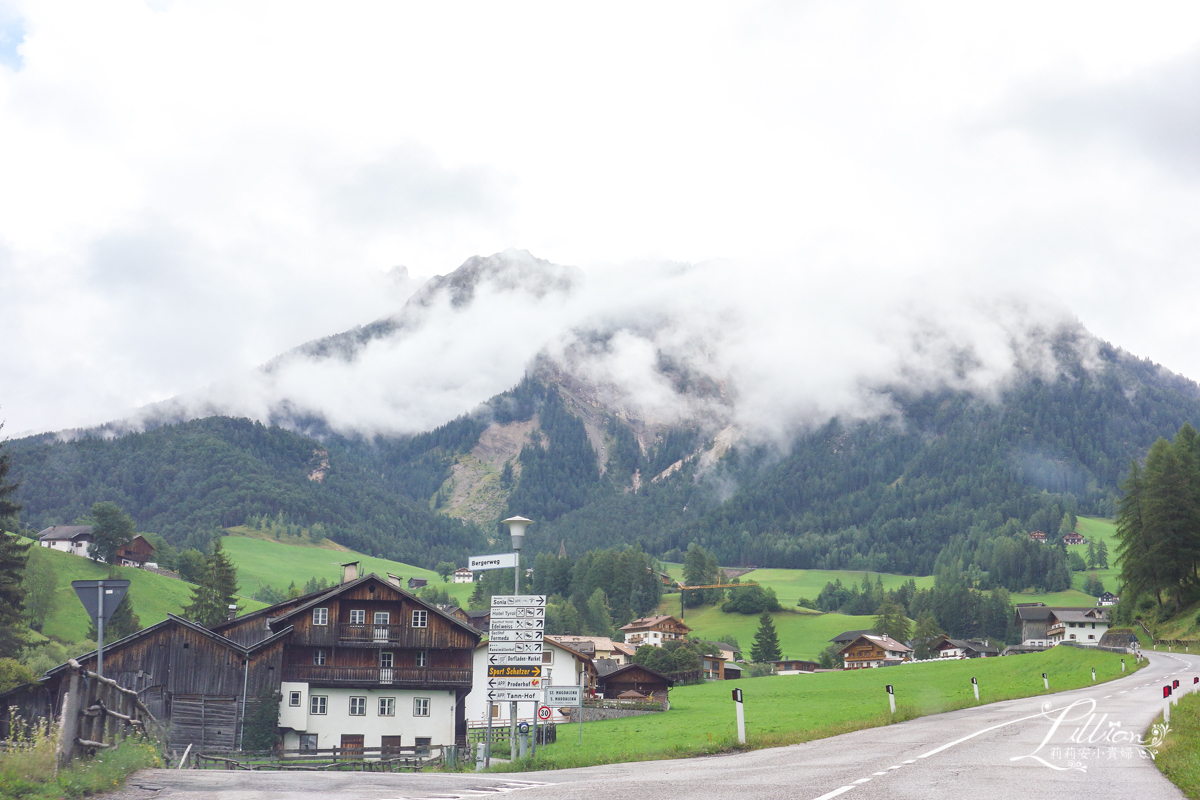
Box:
[502,516,531,761]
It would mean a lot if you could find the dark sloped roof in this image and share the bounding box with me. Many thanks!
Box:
[830,629,874,643]
[38,525,93,541]
[596,663,675,686]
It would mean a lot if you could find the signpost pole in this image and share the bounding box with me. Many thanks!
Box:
[96,584,105,678]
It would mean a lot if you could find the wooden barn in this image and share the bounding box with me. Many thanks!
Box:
[595,663,674,703]
[116,535,157,567]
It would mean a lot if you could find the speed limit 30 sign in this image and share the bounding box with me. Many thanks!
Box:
[537,705,552,720]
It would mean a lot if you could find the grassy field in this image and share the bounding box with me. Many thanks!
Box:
[1155,691,1200,798]
[221,531,476,606]
[657,601,875,660]
[500,646,1140,771]
[28,545,261,643]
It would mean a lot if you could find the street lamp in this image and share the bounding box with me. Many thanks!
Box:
[502,516,531,595]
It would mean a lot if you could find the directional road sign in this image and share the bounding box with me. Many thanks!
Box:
[490,606,545,619]
[545,686,583,705]
[487,653,544,666]
[486,641,544,654]
[488,629,544,642]
[489,618,545,631]
[470,553,518,571]
[488,689,542,702]
[491,594,547,607]
[487,678,541,690]
[487,665,542,678]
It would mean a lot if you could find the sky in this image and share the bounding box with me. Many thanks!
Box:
[3,1,1200,440]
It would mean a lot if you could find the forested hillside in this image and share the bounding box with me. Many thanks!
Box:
[7,334,1200,585]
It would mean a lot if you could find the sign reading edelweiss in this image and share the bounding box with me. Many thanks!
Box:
[487,594,546,702]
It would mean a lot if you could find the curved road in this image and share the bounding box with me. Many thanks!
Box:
[120,651,1197,800]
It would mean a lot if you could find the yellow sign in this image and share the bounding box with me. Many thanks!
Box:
[487,665,542,678]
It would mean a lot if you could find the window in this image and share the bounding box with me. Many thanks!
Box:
[491,704,500,718]
[413,697,430,717]
[411,610,428,628]
[349,696,366,716]
[289,691,301,707]
[380,651,394,668]
[542,652,553,664]
[374,611,390,626]
[313,608,328,626]
[310,695,327,715]
[415,737,431,757]
[416,650,427,667]
[300,734,318,751]
[350,609,365,625]
[313,649,327,666]
[379,697,395,716]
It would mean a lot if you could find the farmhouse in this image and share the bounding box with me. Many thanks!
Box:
[36,570,481,754]
[1046,608,1108,645]
[1062,532,1086,545]
[38,525,93,558]
[546,635,636,664]
[769,658,820,673]
[595,663,674,703]
[452,568,474,584]
[618,615,691,648]
[116,534,156,568]
[1097,592,1120,607]
[930,637,1000,659]
[838,634,911,669]
[1028,530,1047,542]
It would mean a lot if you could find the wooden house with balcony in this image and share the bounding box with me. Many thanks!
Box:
[31,570,480,756]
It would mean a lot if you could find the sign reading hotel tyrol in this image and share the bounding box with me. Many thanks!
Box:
[488,595,546,667]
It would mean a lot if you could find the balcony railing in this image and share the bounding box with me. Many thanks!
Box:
[293,624,435,648]
[281,665,471,687]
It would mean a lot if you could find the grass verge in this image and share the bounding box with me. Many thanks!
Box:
[0,723,162,799]
[491,646,1142,772]
[1155,692,1200,799]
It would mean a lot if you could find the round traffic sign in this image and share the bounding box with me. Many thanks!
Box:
[537,705,552,720]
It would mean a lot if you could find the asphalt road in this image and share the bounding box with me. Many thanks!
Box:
[117,651,1197,800]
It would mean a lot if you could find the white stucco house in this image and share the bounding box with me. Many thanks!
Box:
[464,638,596,725]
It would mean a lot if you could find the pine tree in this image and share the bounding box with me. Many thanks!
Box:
[1097,539,1109,569]
[911,610,943,660]
[1085,540,1097,570]
[182,538,240,627]
[0,433,28,658]
[750,612,781,662]
[873,599,911,643]
[1116,460,1162,607]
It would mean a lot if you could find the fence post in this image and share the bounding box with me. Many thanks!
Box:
[56,666,84,771]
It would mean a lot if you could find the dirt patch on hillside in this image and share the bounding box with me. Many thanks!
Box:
[443,418,537,526]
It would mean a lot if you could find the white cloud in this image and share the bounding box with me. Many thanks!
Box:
[3,2,1200,438]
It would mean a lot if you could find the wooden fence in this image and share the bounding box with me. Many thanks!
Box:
[465,722,556,746]
[193,744,451,772]
[56,658,162,769]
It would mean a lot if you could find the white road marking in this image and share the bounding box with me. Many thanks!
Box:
[853,778,872,784]
[873,771,888,775]
[889,765,903,770]
[812,786,856,800]
[903,759,916,763]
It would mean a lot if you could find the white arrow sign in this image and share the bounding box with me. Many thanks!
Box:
[491,595,547,607]
[470,553,519,571]
[490,618,545,631]
[487,641,545,654]
[488,630,544,642]
[488,689,542,702]
[488,653,544,666]
[488,678,542,690]
[490,607,546,619]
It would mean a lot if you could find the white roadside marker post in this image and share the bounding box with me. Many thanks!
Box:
[886,684,896,715]
[1092,667,1096,682]
[1165,686,1172,723]
[732,688,746,744]
[1121,659,1125,672]
[971,676,979,702]
[1043,672,1049,691]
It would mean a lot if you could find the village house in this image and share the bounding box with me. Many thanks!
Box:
[1097,592,1120,607]
[769,658,821,674]
[837,634,912,669]
[465,637,595,725]
[1062,532,1086,545]
[618,615,691,648]
[32,568,481,755]
[116,534,156,568]
[1014,604,1054,647]
[594,662,674,703]
[38,525,93,558]
[1028,530,1047,542]
[548,635,636,664]
[930,637,1000,659]
[452,568,474,584]
[1045,608,1109,645]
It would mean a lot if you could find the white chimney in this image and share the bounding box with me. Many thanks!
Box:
[386,573,402,588]
[341,561,359,583]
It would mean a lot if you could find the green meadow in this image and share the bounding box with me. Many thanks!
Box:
[1155,690,1200,798]
[500,646,1141,771]
[1008,516,1120,606]
[27,544,265,642]
[221,530,476,606]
